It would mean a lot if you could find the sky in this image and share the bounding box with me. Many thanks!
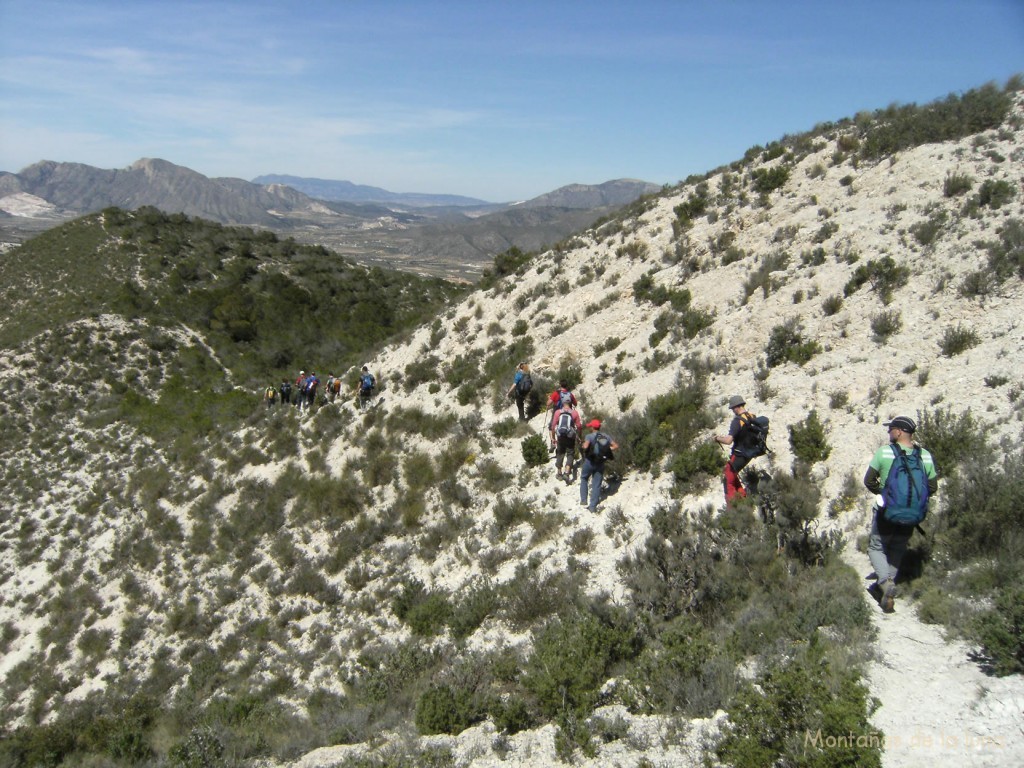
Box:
[0,1,1021,202]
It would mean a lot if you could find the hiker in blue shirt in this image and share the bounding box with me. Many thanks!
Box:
[506,362,532,421]
[580,419,618,514]
[863,415,938,613]
[356,365,376,411]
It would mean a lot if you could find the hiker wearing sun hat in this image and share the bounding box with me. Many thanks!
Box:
[714,395,754,504]
[580,419,618,513]
[863,415,938,613]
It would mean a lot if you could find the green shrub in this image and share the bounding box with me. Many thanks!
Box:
[392,579,452,637]
[788,411,831,466]
[765,319,820,368]
[858,82,1011,160]
[983,218,1024,282]
[869,308,902,343]
[943,172,973,197]
[821,294,843,316]
[448,582,498,640]
[716,645,881,768]
[977,178,1015,209]
[520,434,549,467]
[910,210,948,246]
[522,609,639,719]
[915,406,988,474]
[843,256,909,304]
[938,324,980,356]
[493,496,533,534]
[415,684,483,735]
[751,166,791,194]
[973,584,1024,676]
[668,442,723,487]
[742,251,789,302]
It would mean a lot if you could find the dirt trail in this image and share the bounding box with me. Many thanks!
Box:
[844,547,1024,767]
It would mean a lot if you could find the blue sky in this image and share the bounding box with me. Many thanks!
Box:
[0,1,1021,202]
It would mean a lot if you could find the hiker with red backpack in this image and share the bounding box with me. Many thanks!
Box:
[714,395,769,504]
[863,415,938,613]
[546,379,577,426]
[549,403,582,480]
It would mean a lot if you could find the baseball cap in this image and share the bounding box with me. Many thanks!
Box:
[587,419,602,429]
[883,416,917,433]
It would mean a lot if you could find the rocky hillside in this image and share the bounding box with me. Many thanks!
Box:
[1,81,1023,767]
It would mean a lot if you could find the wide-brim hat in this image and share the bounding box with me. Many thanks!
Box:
[728,395,746,409]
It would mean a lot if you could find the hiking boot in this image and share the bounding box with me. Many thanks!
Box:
[867,582,883,604]
[880,580,897,613]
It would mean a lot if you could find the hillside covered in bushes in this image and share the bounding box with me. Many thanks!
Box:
[1,78,1023,768]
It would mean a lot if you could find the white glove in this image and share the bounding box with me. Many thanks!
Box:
[875,494,885,508]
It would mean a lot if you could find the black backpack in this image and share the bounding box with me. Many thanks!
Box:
[736,412,770,458]
[516,372,533,395]
[587,432,614,462]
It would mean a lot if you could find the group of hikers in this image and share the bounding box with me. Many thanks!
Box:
[263,366,377,412]
[507,364,621,515]
[713,397,937,615]
[268,355,935,616]
[517,362,937,616]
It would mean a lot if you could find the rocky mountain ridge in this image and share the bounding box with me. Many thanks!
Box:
[0,161,660,279]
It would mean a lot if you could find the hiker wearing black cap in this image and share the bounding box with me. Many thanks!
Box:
[863,415,938,613]
[714,395,754,504]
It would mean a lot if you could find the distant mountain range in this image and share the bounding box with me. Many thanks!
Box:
[0,159,662,278]
[251,174,493,208]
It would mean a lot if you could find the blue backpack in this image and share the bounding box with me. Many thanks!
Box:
[881,444,930,526]
[360,372,375,393]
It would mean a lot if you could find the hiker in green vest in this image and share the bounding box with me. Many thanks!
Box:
[863,415,938,613]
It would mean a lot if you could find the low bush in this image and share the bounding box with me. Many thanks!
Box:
[843,256,909,304]
[716,643,881,768]
[869,308,902,343]
[751,166,791,194]
[788,410,831,466]
[742,251,789,303]
[977,178,1015,209]
[983,218,1024,282]
[973,585,1024,676]
[521,609,640,720]
[938,324,980,356]
[765,319,820,368]
[821,294,844,316]
[520,434,549,467]
[943,172,974,197]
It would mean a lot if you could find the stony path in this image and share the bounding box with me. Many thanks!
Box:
[844,548,1024,767]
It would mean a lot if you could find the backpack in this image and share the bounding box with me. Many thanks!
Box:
[735,412,770,458]
[557,389,574,409]
[587,432,614,462]
[555,411,576,440]
[516,372,533,396]
[281,382,292,395]
[881,445,930,526]
[265,387,276,401]
[360,372,376,393]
